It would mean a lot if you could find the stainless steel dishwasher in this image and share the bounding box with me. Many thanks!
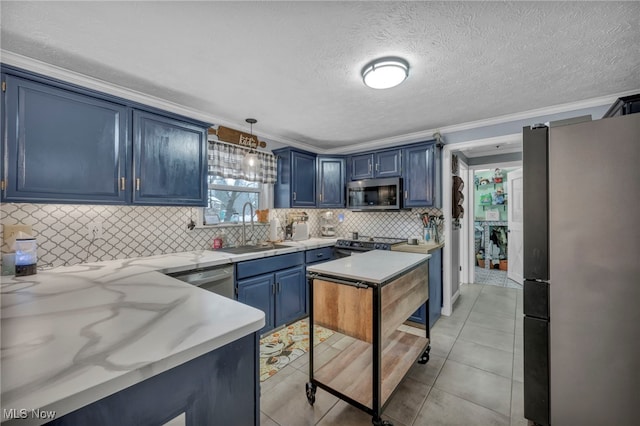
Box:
[167,264,234,299]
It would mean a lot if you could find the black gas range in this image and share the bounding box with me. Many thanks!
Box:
[335,236,405,253]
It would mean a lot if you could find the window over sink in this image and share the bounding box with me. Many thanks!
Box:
[201,141,277,226]
[204,176,264,225]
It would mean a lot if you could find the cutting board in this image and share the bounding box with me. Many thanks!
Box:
[392,242,444,254]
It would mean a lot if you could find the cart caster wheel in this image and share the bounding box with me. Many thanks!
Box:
[372,418,393,426]
[426,344,431,354]
[305,382,316,406]
[418,350,430,364]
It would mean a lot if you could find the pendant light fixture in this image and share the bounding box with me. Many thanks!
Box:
[361,57,409,89]
[242,118,261,176]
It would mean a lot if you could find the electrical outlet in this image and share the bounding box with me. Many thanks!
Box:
[3,224,33,243]
[87,221,103,240]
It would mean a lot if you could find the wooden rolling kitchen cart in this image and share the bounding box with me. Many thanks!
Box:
[305,251,431,426]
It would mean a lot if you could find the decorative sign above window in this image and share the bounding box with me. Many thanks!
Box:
[208,126,267,149]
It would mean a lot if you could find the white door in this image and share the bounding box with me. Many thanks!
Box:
[507,168,523,283]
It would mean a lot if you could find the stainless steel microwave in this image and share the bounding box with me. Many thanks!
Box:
[346,177,402,210]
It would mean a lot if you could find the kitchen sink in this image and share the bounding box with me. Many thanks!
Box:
[215,244,291,254]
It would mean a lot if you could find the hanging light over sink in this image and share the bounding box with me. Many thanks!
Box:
[242,118,260,175]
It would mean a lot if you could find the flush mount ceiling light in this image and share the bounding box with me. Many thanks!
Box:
[361,57,409,89]
[242,118,261,175]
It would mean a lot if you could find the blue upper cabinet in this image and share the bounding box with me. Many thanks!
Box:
[349,153,374,180]
[2,74,129,204]
[132,110,207,206]
[274,148,316,208]
[349,149,401,180]
[374,149,401,178]
[317,156,345,208]
[402,142,441,208]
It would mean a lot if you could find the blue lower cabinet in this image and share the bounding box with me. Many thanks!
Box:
[409,305,427,324]
[409,248,443,328]
[236,254,306,333]
[237,274,275,335]
[275,265,306,326]
[48,333,259,426]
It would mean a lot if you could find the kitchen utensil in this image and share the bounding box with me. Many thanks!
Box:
[407,237,418,245]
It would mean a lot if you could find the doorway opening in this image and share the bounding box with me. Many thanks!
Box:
[470,166,522,289]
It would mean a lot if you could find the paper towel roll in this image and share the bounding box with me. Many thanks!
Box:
[269,218,280,241]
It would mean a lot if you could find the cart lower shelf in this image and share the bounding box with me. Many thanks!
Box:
[313,329,429,408]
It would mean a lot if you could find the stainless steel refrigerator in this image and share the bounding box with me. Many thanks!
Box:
[522,113,640,426]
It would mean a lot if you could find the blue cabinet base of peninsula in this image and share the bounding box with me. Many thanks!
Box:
[408,248,442,329]
[46,333,259,426]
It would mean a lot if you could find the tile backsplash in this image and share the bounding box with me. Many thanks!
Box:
[271,208,443,241]
[1,203,442,268]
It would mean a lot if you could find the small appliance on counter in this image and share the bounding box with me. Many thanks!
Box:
[12,232,38,276]
[285,212,309,241]
[320,211,337,237]
[291,222,309,241]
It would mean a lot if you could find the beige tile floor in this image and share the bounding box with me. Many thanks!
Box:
[260,283,526,426]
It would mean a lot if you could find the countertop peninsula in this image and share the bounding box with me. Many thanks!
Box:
[0,238,336,425]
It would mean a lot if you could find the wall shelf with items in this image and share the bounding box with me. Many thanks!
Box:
[475,182,504,190]
[475,168,509,221]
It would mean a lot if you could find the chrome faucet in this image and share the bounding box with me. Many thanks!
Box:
[241,202,255,246]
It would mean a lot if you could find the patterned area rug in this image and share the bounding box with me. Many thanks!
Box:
[259,318,334,382]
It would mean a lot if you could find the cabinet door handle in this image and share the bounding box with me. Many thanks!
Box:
[120,177,126,191]
[136,178,141,191]
[276,282,281,293]
[404,190,408,199]
[368,160,372,173]
[272,283,276,295]
[293,192,296,201]
[376,163,379,172]
[319,193,322,202]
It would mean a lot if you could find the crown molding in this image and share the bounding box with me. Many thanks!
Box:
[2,50,637,156]
[0,50,316,152]
[326,89,639,155]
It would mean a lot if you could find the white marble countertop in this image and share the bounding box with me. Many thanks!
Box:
[0,238,336,425]
[306,250,430,284]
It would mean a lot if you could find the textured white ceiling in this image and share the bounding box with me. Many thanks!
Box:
[1,1,639,151]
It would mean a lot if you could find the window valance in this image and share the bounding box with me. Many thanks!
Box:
[208,142,277,184]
